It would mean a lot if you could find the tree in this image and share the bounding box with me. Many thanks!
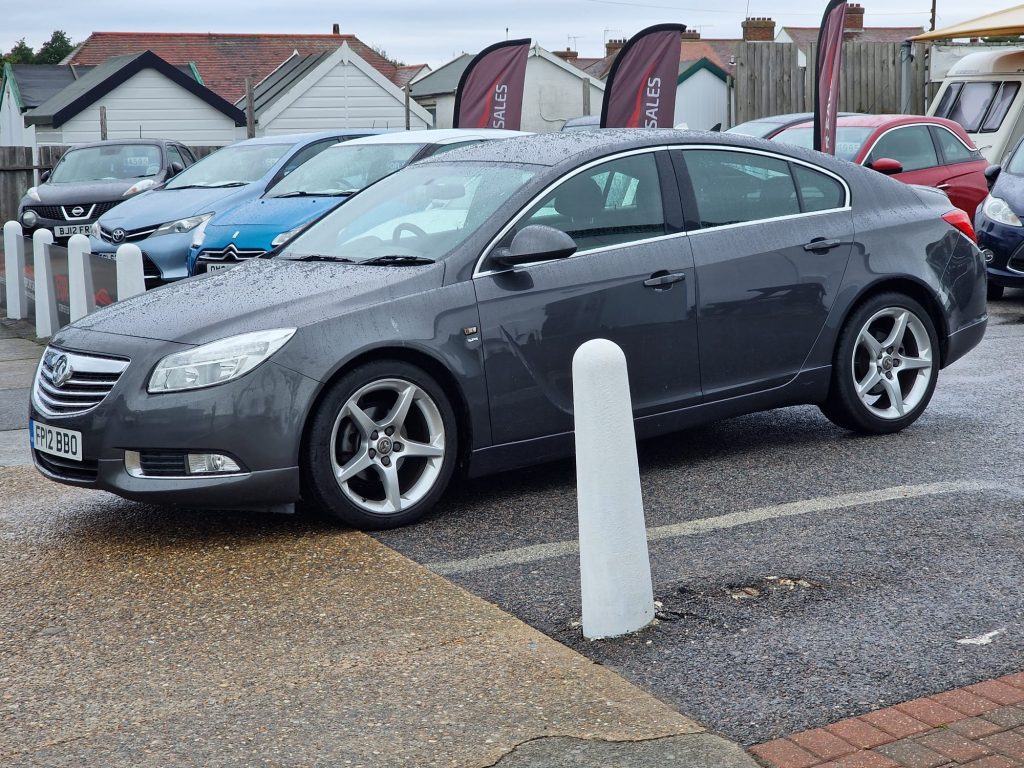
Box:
[370,44,405,68]
[4,39,35,65]
[35,30,75,65]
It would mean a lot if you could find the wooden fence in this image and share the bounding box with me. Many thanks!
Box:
[734,41,930,124]
[0,144,222,226]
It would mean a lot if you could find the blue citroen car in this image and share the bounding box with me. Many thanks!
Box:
[975,137,1024,299]
[89,132,372,285]
[187,129,526,276]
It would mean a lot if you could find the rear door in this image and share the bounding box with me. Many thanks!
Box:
[929,125,989,216]
[675,147,854,400]
[474,149,701,446]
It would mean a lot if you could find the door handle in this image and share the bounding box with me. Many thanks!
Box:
[936,183,952,190]
[803,238,842,252]
[644,271,687,288]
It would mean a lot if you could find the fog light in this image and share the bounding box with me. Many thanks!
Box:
[187,453,241,474]
[982,249,995,264]
[124,450,143,477]
[21,210,38,228]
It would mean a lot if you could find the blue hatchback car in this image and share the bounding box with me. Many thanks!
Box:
[89,131,373,285]
[975,137,1024,299]
[186,129,526,276]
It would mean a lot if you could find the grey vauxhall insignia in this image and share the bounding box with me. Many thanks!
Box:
[29,129,988,529]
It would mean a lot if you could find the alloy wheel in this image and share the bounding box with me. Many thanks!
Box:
[851,307,934,420]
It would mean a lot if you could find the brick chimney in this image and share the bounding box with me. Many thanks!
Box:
[844,3,865,31]
[331,23,340,35]
[742,17,776,42]
[681,26,700,41]
[606,38,626,57]
[553,48,579,62]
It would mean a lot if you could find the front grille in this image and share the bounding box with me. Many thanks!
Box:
[25,202,119,222]
[25,205,65,220]
[1008,242,1024,274]
[99,224,158,244]
[138,451,189,477]
[139,253,162,279]
[33,348,129,417]
[35,450,99,482]
[198,244,266,262]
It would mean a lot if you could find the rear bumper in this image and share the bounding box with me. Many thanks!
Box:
[945,316,987,368]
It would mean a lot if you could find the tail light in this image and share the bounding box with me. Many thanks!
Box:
[942,209,976,242]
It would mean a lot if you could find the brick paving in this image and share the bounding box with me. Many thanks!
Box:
[750,674,1024,768]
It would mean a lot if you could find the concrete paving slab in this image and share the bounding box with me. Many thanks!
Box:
[0,338,43,362]
[0,468,703,767]
[0,359,39,390]
[0,390,29,432]
[0,429,29,466]
[493,734,759,767]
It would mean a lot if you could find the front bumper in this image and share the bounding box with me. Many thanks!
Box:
[976,216,1024,288]
[28,330,319,509]
[90,230,194,283]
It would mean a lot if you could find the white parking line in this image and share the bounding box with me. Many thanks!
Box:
[427,481,1001,576]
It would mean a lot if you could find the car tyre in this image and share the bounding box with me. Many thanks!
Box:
[303,361,458,529]
[987,282,1005,300]
[820,292,939,435]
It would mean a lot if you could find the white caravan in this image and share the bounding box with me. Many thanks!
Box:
[929,48,1024,164]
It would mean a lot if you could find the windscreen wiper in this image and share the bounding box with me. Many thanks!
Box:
[273,190,314,198]
[280,254,356,263]
[360,255,436,266]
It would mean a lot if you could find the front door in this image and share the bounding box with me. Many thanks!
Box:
[474,151,701,446]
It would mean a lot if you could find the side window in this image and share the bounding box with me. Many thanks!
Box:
[177,145,196,164]
[866,126,938,172]
[682,149,799,228]
[510,152,666,253]
[932,127,980,165]
[982,82,1020,132]
[793,165,846,212]
[166,145,185,169]
[282,139,337,176]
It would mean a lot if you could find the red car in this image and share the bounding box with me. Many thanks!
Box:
[772,114,989,217]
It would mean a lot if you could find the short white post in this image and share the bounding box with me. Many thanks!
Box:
[3,221,27,319]
[32,228,59,338]
[572,338,655,640]
[67,234,96,322]
[115,243,146,300]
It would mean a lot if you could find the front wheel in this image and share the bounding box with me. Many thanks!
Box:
[303,361,458,529]
[820,293,939,434]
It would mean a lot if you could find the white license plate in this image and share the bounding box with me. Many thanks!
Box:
[30,420,82,462]
[54,224,93,237]
[205,263,235,273]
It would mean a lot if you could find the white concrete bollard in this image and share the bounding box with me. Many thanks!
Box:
[572,338,655,640]
[3,221,27,319]
[67,234,96,322]
[115,243,146,300]
[32,228,59,338]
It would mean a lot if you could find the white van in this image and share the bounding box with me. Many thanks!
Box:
[929,48,1024,164]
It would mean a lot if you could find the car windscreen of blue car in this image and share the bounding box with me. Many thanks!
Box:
[188,142,428,275]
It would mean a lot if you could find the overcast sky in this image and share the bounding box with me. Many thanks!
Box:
[3,1,1014,68]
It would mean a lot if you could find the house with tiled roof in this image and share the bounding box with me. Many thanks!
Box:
[64,27,424,104]
[240,44,433,134]
[776,4,923,67]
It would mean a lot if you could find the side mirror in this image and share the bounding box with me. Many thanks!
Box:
[493,225,577,268]
[869,157,903,176]
[168,161,184,176]
[984,164,1002,191]
[40,169,51,183]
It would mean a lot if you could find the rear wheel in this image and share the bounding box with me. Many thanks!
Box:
[303,361,457,529]
[987,282,1005,301]
[820,293,939,434]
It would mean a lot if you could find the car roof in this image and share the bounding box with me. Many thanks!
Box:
[234,131,368,146]
[340,129,528,146]
[783,115,964,131]
[63,138,181,149]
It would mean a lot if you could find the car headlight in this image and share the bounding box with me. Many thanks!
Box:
[152,212,214,238]
[26,186,41,202]
[270,224,307,248]
[123,178,157,197]
[191,217,212,248]
[982,196,1022,227]
[148,328,296,393]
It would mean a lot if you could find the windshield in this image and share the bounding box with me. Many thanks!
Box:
[278,163,536,263]
[165,143,290,189]
[49,144,163,183]
[772,126,874,161]
[269,143,424,197]
[1006,139,1024,174]
[728,120,786,138]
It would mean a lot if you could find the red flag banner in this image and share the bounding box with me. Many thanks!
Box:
[453,39,531,130]
[601,24,685,129]
[814,0,848,154]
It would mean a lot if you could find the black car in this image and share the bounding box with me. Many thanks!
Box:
[18,139,195,240]
[30,130,987,530]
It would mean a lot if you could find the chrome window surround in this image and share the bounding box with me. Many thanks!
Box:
[473,144,852,278]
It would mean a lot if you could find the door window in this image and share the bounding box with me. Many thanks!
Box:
[793,165,846,212]
[932,127,980,165]
[510,152,666,253]
[166,145,185,169]
[866,126,938,172]
[682,149,800,227]
[281,139,339,176]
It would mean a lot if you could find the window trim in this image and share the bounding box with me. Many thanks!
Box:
[474,146,679,278]
[672,145,851,234]
[929,124,982,166]
[860,122,945,172]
